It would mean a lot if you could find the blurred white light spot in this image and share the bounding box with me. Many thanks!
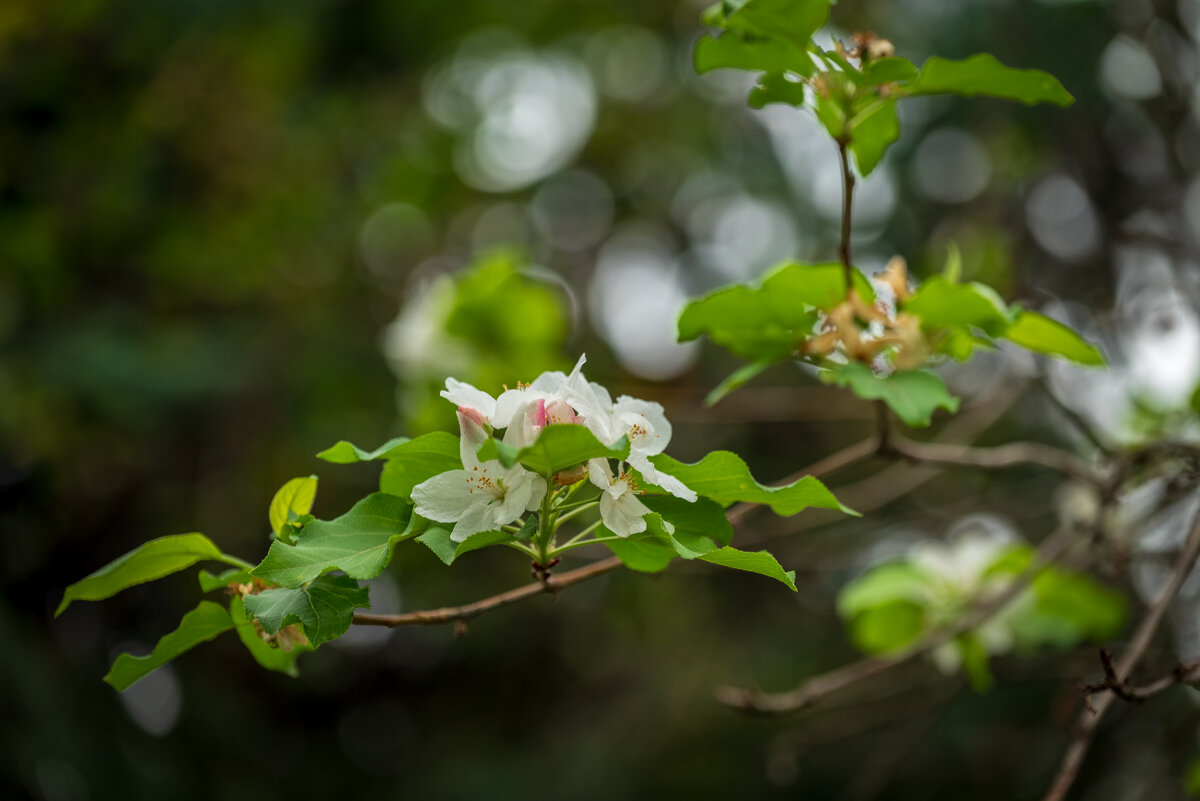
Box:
[589,228,699,380]
[426,33,595,193]
[1100,36,1162,100]
[912,128,992,204]
[1025,174,1100,262]
[118,662,182,737]
[812,158,896,230]
[530,170,615,252]
[684,192,797,281]
[585,26,667,102]
[358,203,434,282]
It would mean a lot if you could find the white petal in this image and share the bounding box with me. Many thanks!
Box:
[587,458,614,490]
[457,409,490,467]
[628,453,697,502]
[412,471,474,523]
[441,378,497,421]
[450,501,499,543]
[493,388,535,430]
[495,469,535,524]
[600,490,650,537]
[524,474,548,512]
[502,400,542,449]
[614,395,672,455]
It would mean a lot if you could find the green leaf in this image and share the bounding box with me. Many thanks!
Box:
[905,54,1074,107]
[58,533,243,616]
[1004,311,1105,366]
[103,601,234,691]
[479,425,629,477]
[694,0,829,78]
[860,57,918,86]
[677,262,871,362]
[244,576,371,647]
[837,562,932,618]
[830,363,960,427]
[198,567,251,593]
[605,534,677,573]
[704,361,772,407]
[699,546,798,590]
[643,495,733,557]
[251,493,415,588]
[847,599,926,654]
[904,277,1014,336]
[1030,570,1126,642]
[229,595,304,676]
[377,432,463,497]
[416,527,516,566]
[848,98,899,176]
[748,71,808,108]
[695,34,812,77]
[269,476,318,536]
[649,450,855,516]
[316,436,410,464]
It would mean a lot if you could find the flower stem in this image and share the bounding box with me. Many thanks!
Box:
[553,501,599,529]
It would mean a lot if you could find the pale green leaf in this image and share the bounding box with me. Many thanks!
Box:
[377,432,462,497]
[649,450,855,516]
[837,562,932,618]
[848,98,899,176]
[103,601,234,691]
[197,567,251,593]
[251,493,415,587]
[269,476,318,536]
[58,533,243,616]
[904,277,1014,336]
[1004,311,1105,366]
[316,436,410,464]
[830,363,960,427]
[704,361,772,407]
[699,546,797,590]
[416,527,516,566]
[244,575,370,647]
[229,595,304,676]
[905,54,1073,107]
[478,425,629,476]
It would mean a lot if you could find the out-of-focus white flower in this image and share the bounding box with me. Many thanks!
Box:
[412,409,547,542]
[587,458,652,537]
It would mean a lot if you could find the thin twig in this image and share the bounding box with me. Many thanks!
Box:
[1041,505,1200,801]
[1081,648,1200,708]
[836,137,856,287]
[886,434,1101,486]
[717,523,1080,714]
[352,556,620,628]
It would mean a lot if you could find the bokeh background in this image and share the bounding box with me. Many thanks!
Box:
[6,0,1200,798]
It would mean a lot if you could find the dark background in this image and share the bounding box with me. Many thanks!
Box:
[4,0,1199,798]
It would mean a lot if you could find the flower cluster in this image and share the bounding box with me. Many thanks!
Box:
[805,257,930,371]
[411,355,696,542]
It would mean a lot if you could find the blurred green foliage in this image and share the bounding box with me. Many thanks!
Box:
[3,0,1197,798]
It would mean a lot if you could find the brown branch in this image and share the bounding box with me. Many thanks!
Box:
[886,434,1100,486]
[1081,648,1200,708]
[718,523,1080,714]
[353,556,621,628]
[837,137,856,286]
[1041,505,1200,801]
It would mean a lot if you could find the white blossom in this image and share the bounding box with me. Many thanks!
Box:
[587,459,652,537]
[412,409,547,542]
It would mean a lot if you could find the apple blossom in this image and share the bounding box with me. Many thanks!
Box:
[412,408,547,542]
[587,459,652,537]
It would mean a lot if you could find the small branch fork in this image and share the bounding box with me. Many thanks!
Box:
[716,521,1081,714]
[1041,505,1200,801]
[1081,648,1200,711]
